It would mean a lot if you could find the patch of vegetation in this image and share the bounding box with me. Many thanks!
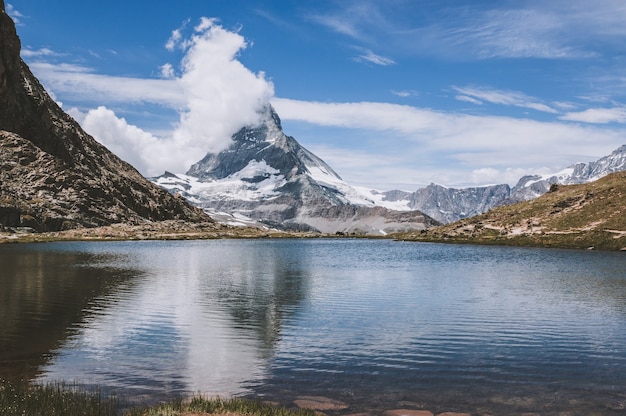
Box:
[0,379,118,416]
[0,379,316,416]
[126,396,316,416]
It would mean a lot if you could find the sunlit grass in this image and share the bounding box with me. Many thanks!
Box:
[0,379,316,416]
[0,379,118,416]
[126,396,316,416]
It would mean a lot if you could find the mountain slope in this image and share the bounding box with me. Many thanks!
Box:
[0,2,211,231]
[154,106,439,234]
[398,172,626,250]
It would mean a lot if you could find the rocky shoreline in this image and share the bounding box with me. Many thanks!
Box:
[289,396,470,416]
[0,220,323,243]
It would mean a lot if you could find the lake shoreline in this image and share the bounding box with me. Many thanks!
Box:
[0,220,324,244]
[2,219,625,251]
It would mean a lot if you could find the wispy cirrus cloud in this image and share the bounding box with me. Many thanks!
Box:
[559,107,626,124]
[308,1,386,42]
[21,47,62,58]
[6,3,24,24]
[308,0,626,60]
[391,90,418,98]
[354,48,395,66]
[453,86,558,113]
[455,95,483,106]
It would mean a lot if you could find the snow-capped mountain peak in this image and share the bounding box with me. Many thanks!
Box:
[153,105,437,234]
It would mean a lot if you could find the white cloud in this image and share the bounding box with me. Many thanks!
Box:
[69,106,163,174]
[470,167,537,187]
[310,1,626,60]
[169,17,274,156]
[453,86,558,113]
[552,101,578,111]
[559,107,626,124]
[391,90,418,98]
[273,98,625,187]
[160,63,176,79]
[165,19,191,51]
[309,14,362,40]
[30,62,186,107]
[355,49,395,66]
[6,3,24,24]
[62,19,273,176]
[455,95,483,105]
[443,8,578,59]
[21,48,60,58]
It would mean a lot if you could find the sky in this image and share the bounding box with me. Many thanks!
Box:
[7,0,626,190]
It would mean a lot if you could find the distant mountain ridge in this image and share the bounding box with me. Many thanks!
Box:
[375,144,626,223]
[505,144,626,203]
[399,171,626,251]
[0,2,210,231]
[154,106,439,234]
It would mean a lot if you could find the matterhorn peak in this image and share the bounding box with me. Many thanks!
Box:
[154,105,438,234]
[186,103,341,182]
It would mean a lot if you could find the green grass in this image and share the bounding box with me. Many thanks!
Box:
[0,379,118,416]
[126,396,317,416]
[0,379,317,416]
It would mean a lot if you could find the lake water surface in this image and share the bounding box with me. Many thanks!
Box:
[1,239,625,415]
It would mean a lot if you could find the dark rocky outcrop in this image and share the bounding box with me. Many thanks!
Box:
[0,3,211,231]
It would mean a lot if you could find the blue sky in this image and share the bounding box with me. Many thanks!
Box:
[7,0,626,189]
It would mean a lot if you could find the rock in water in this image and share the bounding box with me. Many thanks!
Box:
[0,2,211,231]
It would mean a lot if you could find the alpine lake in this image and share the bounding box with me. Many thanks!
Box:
[1,238,625,415]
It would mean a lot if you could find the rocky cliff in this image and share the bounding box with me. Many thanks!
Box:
[406,183,511,224]
[0,2,211,231]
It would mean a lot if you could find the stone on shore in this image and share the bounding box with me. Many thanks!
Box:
[436,413,472,416]
[384,410,434,416]
[294,396,349,410]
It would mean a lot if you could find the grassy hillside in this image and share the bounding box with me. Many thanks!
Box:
[397,172,626,251]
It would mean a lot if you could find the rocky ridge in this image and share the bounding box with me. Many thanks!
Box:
[405,183,511,224]
[378,144,626,224]
[0,2,211,232]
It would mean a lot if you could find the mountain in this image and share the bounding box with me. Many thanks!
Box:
[406,183,511,224]
[375,145,626,224]
[0,2,211,232]
[154,106,439,235]
[505,144,626,203]
[398,171,626,251]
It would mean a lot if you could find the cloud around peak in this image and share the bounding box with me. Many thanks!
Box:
[69,18,274,177]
